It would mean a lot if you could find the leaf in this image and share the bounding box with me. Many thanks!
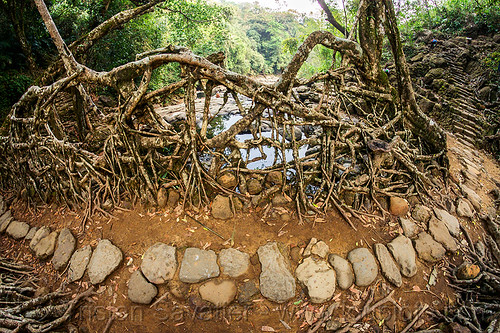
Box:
[261,326,276,332]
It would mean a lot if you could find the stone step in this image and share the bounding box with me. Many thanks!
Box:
[454,115,482,131]
[453,125,478,142]
[455,121,481,136]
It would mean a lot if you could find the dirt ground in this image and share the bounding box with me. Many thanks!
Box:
[1,134,499,333]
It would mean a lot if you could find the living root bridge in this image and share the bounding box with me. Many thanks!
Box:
[0,0,447,229]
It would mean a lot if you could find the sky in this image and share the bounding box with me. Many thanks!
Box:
[220,0,340,16]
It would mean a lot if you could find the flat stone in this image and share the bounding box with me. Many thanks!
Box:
[387,235,417,278]
[257,242,296,303]
[303,238,318,257]
[218,173,238,188]
[6,221,30,239]
[157,188,168,208]
[347,248,378,287]
[199,279,237,307]
[25,227,38,240]
[179,248,220,283]
[311,241,329,258]
[400,218,418,238]
[428,217,458,252]
[141,243,177,284]
[211,195,233,220]
[29,226,50,251]
[389,197,409,216]
[0,211,13,233]
[328,254,354,290]
[414,232,446,262]
[68,245,92,283]
[128,270,158,304]
[34,231,58,260]
[238,280,259,304]
[247,178,262,195]
[266,171,283,186]
[456,199,474,218]
[374,243,402,287]
[433,208,461,237]
[219,248,250,278]
[52,228,76,271]
[461,185,482,211]
[296,257,336,303]
[412,205,432,223]
[167,189,180,207]
[87,239,123,284]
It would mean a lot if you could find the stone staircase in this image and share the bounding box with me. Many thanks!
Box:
[440,47,485,147]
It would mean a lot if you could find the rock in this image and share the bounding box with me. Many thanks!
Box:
[295,257,336,303]
[311,241,329,258]
[424,68,445,84]
[456,263,480,280]
[412,205,432,223]
[272,194,289,206]
[169,280,189,299]
[87,239,123,284]
[128,270,158,304]
[247,178,262,195]
[219,248,250,278]
[266,171,283,186]
[51,228,76,271]
[374,244,402,287]
[199,279,237,307]
[387,235,417,278]
[167,189,180,207]
[211,195,233,220]
[25,227,38,240]
[257,242,296,303]
[461,185,482,211]
[141,243,177,284]
[328,254,354,290]
[389,197,409,216]
[157,188,168,208]
[218,173,238,188]
[433,208,461,237]
[280,213,291,221]
[413,232,446,262]
[428,217,458,252]
[400,218,418,238]
[68,245,92,283]
[34,231,58,259]
[0,211,13,233]
[232,197,243,211]
[303,238,318,257]
[6,221,30,239]
[347,248,378,287]
[179,248,220,283]
[456,198,474,218]
[290,247,301,263]
[29,226,50,251]
[238,280,259,304]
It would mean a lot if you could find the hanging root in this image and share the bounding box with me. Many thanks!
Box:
[0,1,447,229]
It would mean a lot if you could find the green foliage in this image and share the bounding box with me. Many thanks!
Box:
[0,72,32,120]
[397,0,500,38]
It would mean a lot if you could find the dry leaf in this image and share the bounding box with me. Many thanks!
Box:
[261,326,276,332]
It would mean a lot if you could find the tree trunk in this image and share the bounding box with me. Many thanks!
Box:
[316,0,348,37]
[382,0,447,154]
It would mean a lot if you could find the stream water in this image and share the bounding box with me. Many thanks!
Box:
[156,93,309,170]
